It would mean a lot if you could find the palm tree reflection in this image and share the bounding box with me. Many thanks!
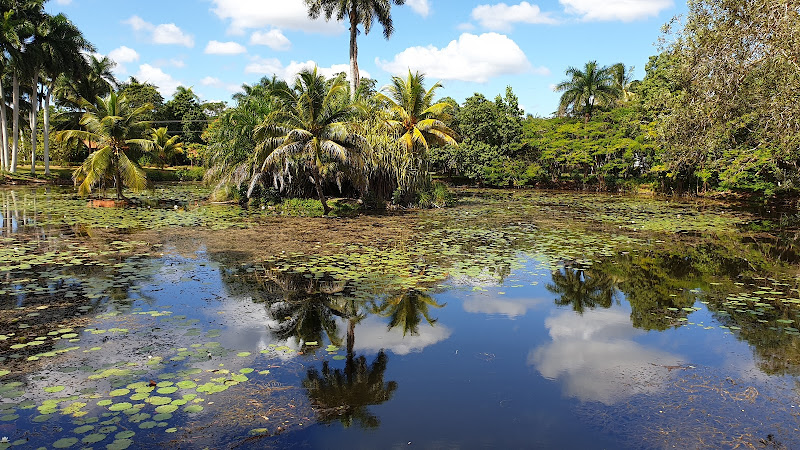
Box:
[547,264,618,314]
[374,289,445,336]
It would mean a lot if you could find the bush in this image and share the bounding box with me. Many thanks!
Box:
[174,167,205,181]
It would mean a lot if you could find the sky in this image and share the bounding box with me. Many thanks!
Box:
[44,0,688,117]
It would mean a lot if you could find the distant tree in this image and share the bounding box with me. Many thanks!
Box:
[148,127,183,167]
[555,61,618,123]
[160,86,207,144]
[118,77,164,122]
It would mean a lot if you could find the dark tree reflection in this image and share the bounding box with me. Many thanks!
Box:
[547,265,619,314]
[374,289,445,336]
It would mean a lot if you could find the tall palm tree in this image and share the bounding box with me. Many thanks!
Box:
[555,61,619,123]
[37,13,93,175]
[546,265,618,314]
[253,67,368,215]
[62,92,152,200]
[305,0,405,97]
[0,7,22,171]
[148,127,183,167]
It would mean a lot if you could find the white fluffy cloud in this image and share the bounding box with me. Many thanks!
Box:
[54,0,71,4]
[211,0,342,35]
[377,33,543,83]
[204,40,247,55]
[108,46,139,64]
[135,64,182,97]
[559,0,673,22]
[245,57,369,83]
[124,16,194,47]
[406,0,431,17]
[472,2,558,30]
[250,30,291,51]
[107,46,140,76]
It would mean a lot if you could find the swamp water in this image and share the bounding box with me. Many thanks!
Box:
[0,185,799,449]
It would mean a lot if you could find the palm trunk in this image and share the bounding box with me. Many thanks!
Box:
[11,73,18,173]
[43,86,50,176]
[348,9,359,98]
[30,72,38,175]
[0,77,7,172]
[115,168,124,200]
[313,171,331,215]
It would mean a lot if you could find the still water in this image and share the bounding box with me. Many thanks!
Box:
[0,186,798,449]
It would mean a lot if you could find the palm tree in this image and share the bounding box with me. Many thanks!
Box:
[555,61,619,123]
[253,67,368,215]
[377,71,457,200]
[374,289,445,336]
[0,8,22,171]
[378,71,458,156]
[62,92,152,200]
[610,63,635,104]
[305,0,405,97]
[37,13,93,176]
[148,127,183,167]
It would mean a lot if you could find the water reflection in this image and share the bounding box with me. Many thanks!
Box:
[529,309,683,405]
[546,264,619,314]
[372,289,445,337]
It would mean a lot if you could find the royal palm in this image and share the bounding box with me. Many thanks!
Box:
[556,61,619,123]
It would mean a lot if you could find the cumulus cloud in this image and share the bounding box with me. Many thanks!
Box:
[135,64,182,97]
[529,309,683,404]
[377,33,543,83]
[472,2,558,31]
[463,293,546,318]
[211,0,342,35]
[107,46,139,75]
[250,29,291,51]
[108,46,139,64]
[245,57,369,83]
[124,15,194,47]
[205,40,247,55]
[406,0,431,17]
[559,0,673,22]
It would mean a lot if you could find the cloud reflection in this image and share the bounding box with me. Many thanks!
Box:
[529,309,682,404]
[353,316,451,355]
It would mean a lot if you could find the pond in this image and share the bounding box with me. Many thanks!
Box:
[1,185,799,449]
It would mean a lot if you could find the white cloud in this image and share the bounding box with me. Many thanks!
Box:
[559,0,673,22]
[250,30,291,51]
[205,40,247,55]
[406,0,431,17]
[54,0,71,4]
[463,293,546,318]
[124,16,194,47]
[456,22,476,31]
[211,0,343,35]
[135,64,182,97]
[472,2,558,31]
[246,57,369,83]
[377,33,537,83]
[107,46,139,75]
[108,46,139,64]
[529,309,683,405]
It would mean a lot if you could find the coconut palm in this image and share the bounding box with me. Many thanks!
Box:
[62,92,152,200]
[253,67,368,215]
[378,71,458,155]
[305,0,405,97]
[546,265,618,314]
[555,61,619,123]
[148,127,183,167]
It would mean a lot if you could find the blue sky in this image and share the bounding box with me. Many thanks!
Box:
[45,0,687,116]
